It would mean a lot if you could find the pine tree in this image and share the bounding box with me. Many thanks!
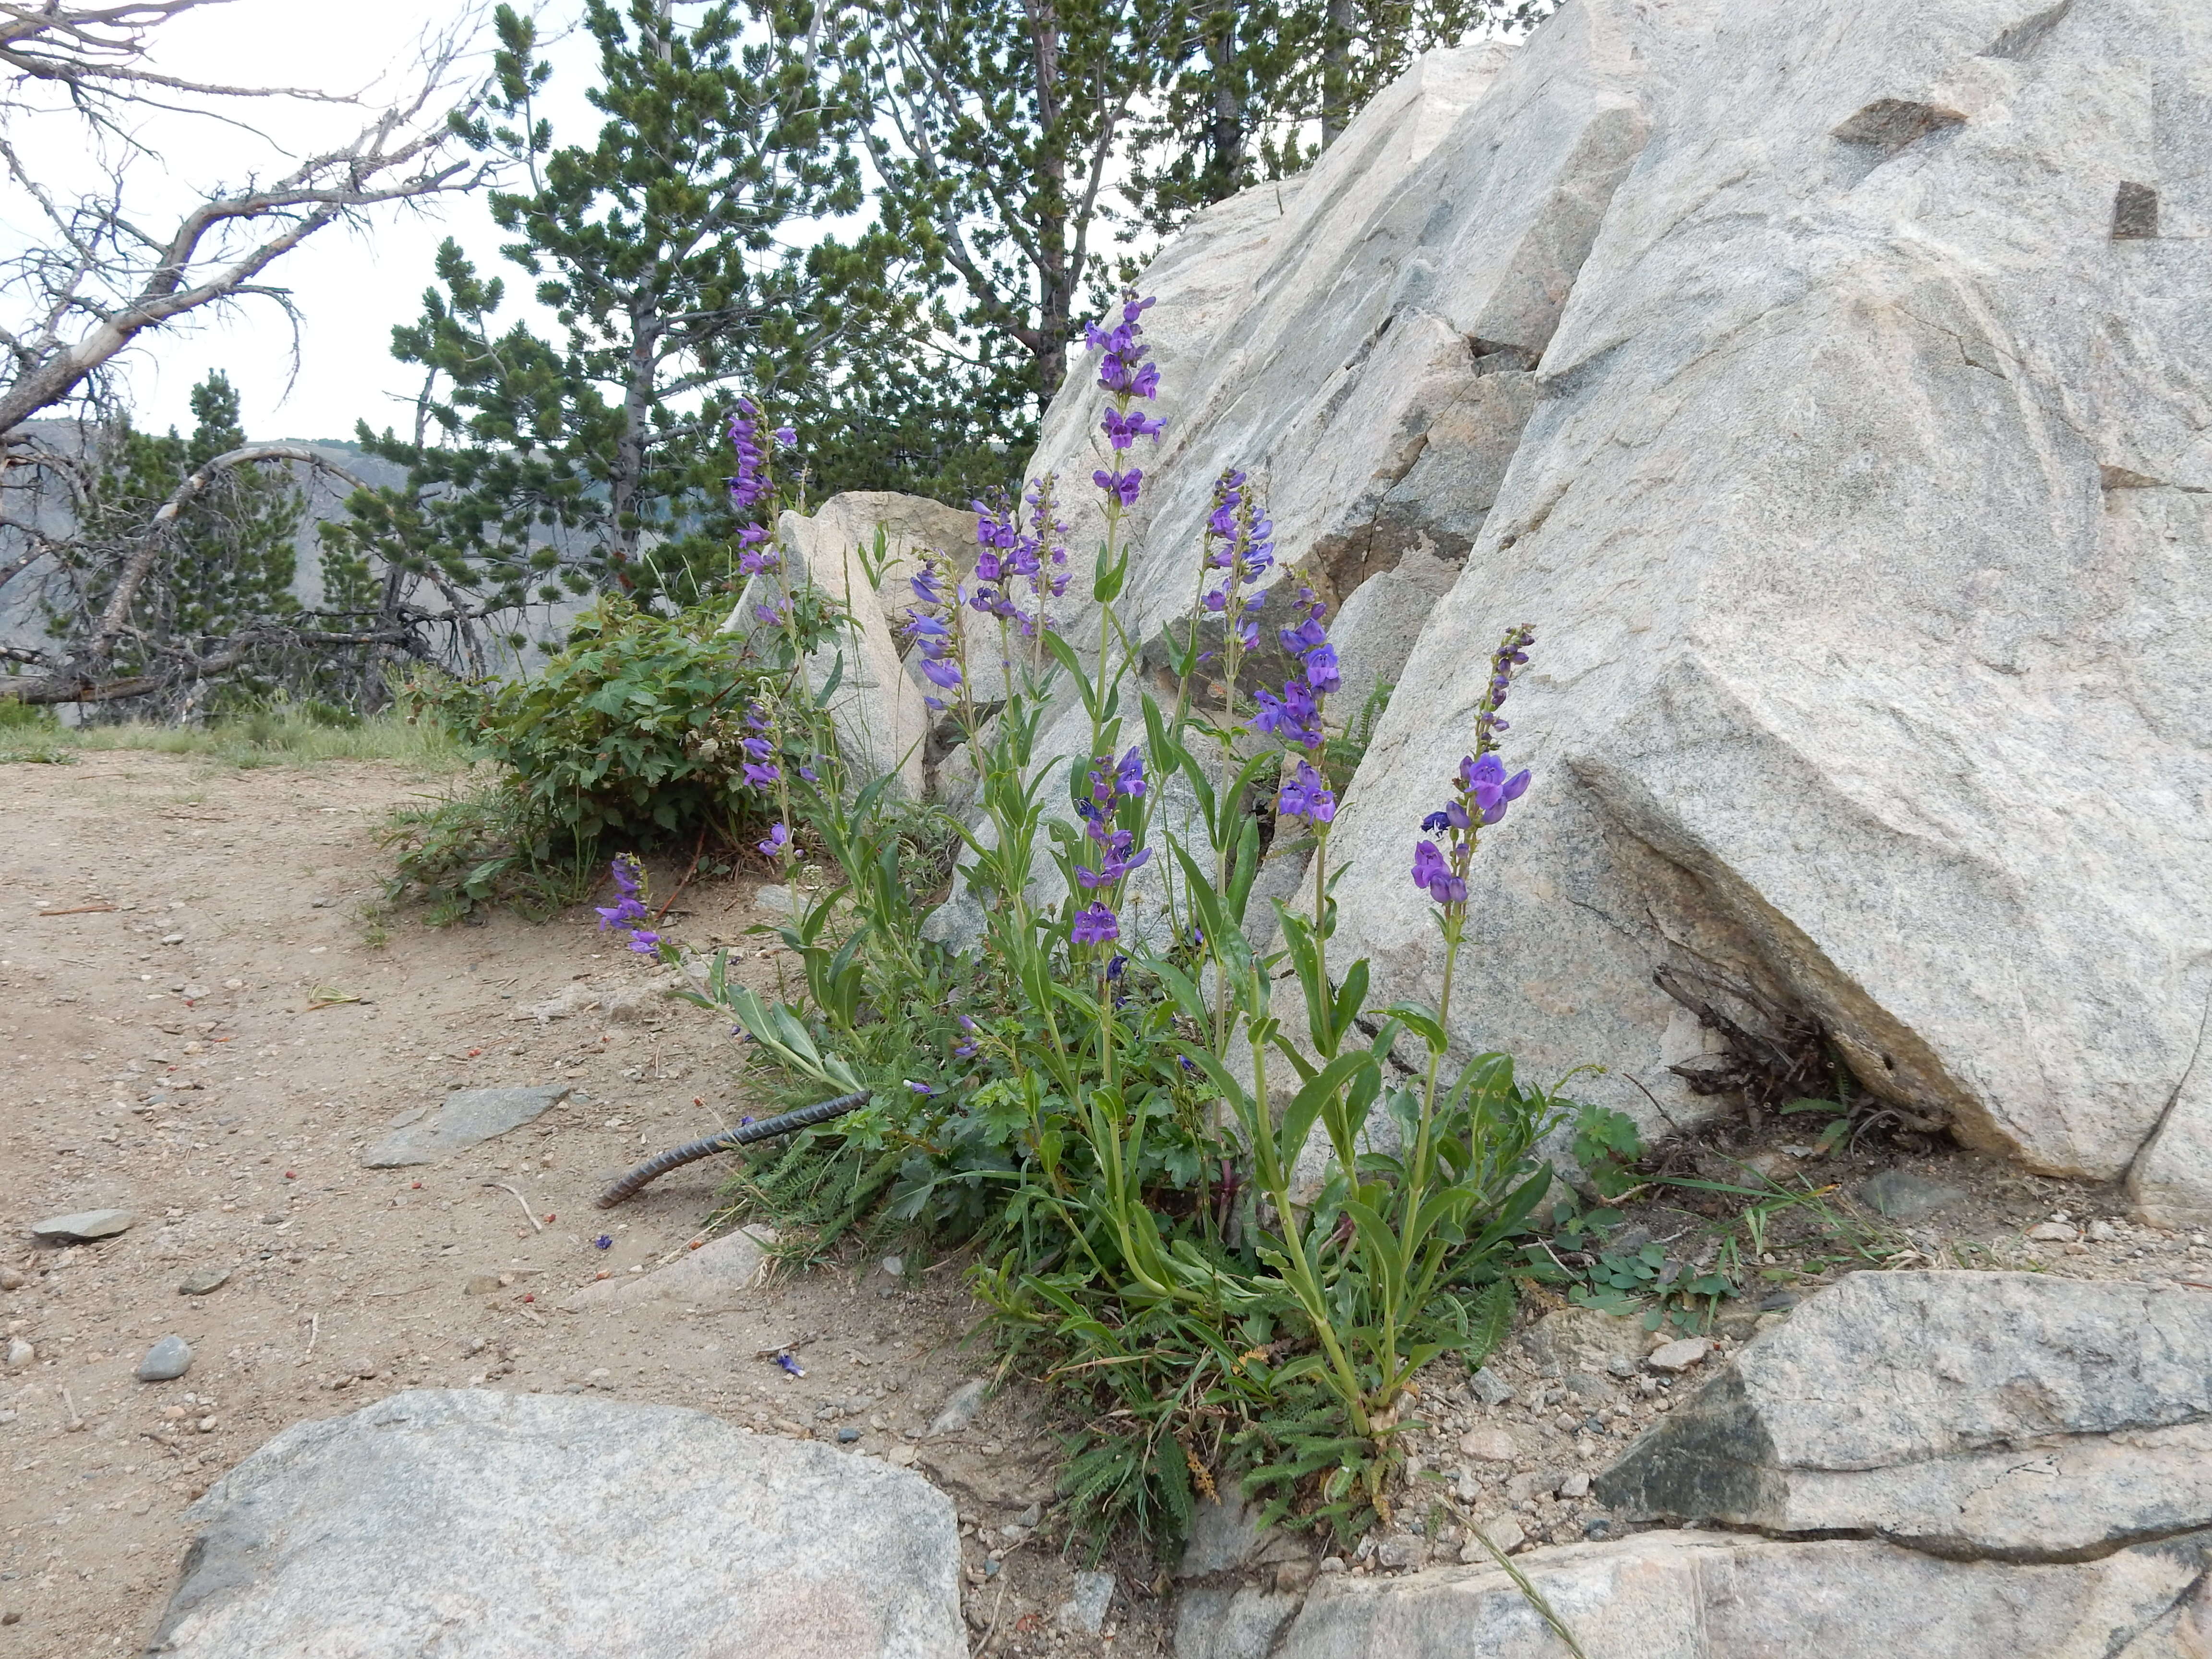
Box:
[53,372,307,715]
[341,1,899,614]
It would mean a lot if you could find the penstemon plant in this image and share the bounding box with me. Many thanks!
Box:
[632,294,1584,1554]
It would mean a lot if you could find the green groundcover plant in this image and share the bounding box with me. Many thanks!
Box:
[573,303,1621,1557]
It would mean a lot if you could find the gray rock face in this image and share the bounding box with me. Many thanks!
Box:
[1595,1272,2212,1556]
[29,1208,132,1241]
[137,1335,192,1382]
[988,0,2212,1203]
[1275,1530,2212,1659]
[361,1085,570,1167]
[147,1389,964,1658]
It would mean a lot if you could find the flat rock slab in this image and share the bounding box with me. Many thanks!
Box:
[147,1389,963,1658]
[558,1226,774,1313]
[1595,1271,2212,1556]
[361,1086,569,1168]
[30,1208,133,1241]
[1272,1530,2212,1659]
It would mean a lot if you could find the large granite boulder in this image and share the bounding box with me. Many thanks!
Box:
[996,0,2212,1206]
[147,1389,963,1658]
[1269,1529,2212,1659]
[1595,1271,2212,1558]
[726,491,967,798]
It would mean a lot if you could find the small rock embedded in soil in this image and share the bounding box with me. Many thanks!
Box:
[180,1266,230,1296]
[30,1208,134,1242]
[138,1335,193,1381]
[2026,1221,2080,1242]
[0,1267,23,1291]
[926,1378,988,1439]
[1458,1428,1518,1462]
[1057,1570,1115,1635]
[5,1338,32,1368]
[1469,1365,1513,1405]
[1857,1169,1965,1222]
[1647,1337,1711,1373]
[1462,1516,1527,1561]
[361,1085,571,1168]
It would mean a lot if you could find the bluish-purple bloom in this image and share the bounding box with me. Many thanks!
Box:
[1410,840,1463,906]
[1071,903,1120,947]
[1093,467,1142,507]
[758,822,791,860]
[1279,758,1336,824]
[1102,408,1166,450]
[1254,678,1323,750]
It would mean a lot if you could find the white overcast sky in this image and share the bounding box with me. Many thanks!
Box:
[40,0,606,443]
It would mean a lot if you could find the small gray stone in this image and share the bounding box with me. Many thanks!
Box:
[1458,1515,1526,1562]
[137,1335,192,1382]
[1559,1471,1592,1500]
[1057,1570,1114,1635]
[30,1208,133,1242]
[179,1266,230,1296]
[1468,1365,1513,1405]
[1646,1336,1711,1373]
[361,1085,570,1167]
[924,1378,988,1439]
[5,1337,32,1368]
[1856,1170,1966,1223]
[1373,1534,1426,1570]
[754,884,793,916]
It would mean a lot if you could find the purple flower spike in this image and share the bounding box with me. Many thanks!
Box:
[758,822,791,860]
[1093,467,1142,507]
[1071,903,1120,947]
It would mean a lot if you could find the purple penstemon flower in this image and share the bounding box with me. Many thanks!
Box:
[1101,408,1166,450]
[757,822,791,860]
[1093,467,1142,507]
[1071,902,1120,947]
[902,552,969,709]
[727,397,782,551]
[1253,678,1323,750]
[595,854,662,952]
[1278,758,1336,824]
[1409,624,1538,920]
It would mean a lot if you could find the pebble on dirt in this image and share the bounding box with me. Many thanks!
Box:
[926,1378,988,1439]
[179,1266,230,1296]
[5,1338,31,1368]
[30,1208,134,1242]
[1646,1337,1712,1373]
[1057,1570,1115,1636]
[137,1335,193,1382]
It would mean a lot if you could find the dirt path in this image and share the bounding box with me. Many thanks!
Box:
[0,755,1136,1655]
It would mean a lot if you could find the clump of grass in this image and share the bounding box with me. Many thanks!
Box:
[2,703,465,769]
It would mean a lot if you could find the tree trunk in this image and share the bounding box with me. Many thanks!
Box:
[1025,0,1069,400]
[609,296,661,574]
[1320,0,1355,149]
[1206,7,1243,195]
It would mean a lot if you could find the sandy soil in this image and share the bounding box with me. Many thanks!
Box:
[0,754,1151,1656]
[6,752,2206,1655]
